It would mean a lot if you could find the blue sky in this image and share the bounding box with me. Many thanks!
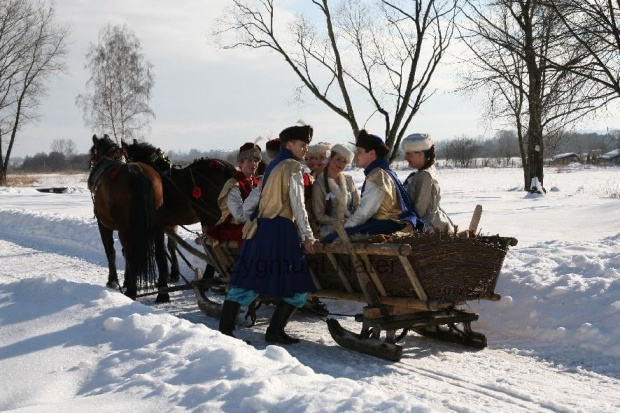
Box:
[11,0,619,158]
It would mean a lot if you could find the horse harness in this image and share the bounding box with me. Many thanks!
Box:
[88,147,127,202]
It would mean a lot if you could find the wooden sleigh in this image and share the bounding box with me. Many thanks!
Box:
[170,205,517,362]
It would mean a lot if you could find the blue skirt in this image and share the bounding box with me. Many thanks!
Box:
[322,218,405,243]
[230,216,317,297]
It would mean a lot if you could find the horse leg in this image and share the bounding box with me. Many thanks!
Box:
[203,263,216,279]
[97,219,119,290]
[167,226,181,282]
[155,227,171,303]
[118,231,137,300]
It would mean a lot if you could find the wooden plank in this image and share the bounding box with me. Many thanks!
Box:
[358,254,387,297]
[334,222,383,307]
[309,290,437,311]
[164,229,211,261]
[314,242,412,256]
[308,265,322,290]
[469,204,482,233]
[325,253,354,292]
[398,255,428,301]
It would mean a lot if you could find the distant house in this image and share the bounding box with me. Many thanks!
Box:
[599,149,620,165]
[551,152,582,165]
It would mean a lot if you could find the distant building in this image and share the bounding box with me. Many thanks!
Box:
[599,149,620,165]
[551,152,582,165]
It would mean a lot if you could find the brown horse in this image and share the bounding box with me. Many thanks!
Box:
[124,140,236,279]
[89,135,170,302]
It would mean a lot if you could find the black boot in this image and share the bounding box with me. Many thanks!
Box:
[219,300,241,338]
[265,301,300,345]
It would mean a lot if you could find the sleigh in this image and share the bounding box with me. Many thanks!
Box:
[170,205,517,362]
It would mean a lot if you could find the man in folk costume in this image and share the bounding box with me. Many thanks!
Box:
[265,138,281,162]
[322,130,424,243]
[219,124,317,345]
[205,142,261,249]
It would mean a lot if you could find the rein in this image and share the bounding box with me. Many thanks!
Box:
[133,151,226,223]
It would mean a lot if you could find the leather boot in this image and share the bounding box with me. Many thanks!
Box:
[265,301,300,344]
[219,300,241,338]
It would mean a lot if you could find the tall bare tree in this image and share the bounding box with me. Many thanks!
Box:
[544,0,620,101]
[50,138,76,158]
[76,24,155,144]
[0,0,68,186]
[216,0,458,161]
[458,0,601,193]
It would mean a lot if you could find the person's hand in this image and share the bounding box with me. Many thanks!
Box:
[304,238,316,254]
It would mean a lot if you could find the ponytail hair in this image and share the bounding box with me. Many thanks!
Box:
[419,145,436,171]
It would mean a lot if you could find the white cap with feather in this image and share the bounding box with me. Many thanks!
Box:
[402,133,434,152]
[330,143,354,163]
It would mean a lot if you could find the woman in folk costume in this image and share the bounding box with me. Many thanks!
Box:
[206,142,261,249]
[219,124,317,345]
[312,144,360,239]
[402,133,454,232]
[307,142,331,179]
[322,130,424,243]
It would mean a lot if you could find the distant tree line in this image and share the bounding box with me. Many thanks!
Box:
[12,130,619,174]
[433,130,619,167]
[17,139,89,173]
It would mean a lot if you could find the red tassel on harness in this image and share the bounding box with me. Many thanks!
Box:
[192,186,202,199]
[109,170,118,180]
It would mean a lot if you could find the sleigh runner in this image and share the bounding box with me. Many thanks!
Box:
[187,205,517,362]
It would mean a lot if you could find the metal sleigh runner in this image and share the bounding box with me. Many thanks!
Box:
[183,204,517,362]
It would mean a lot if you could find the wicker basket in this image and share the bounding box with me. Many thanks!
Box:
[307,232,512,304]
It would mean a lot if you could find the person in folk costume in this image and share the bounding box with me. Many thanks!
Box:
[219,123,317,345]
[322,130,425,243]
[307,142,331,179]
[302,142,322,237]
[312,144,361,240]
[205,142,262,249]
[243,138,281,215]
[265,138,281,162]
[257,138,281,176]
[402,133,454,232]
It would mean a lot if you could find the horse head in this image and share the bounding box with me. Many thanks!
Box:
[126,139,171,173]
[90,134,126,167]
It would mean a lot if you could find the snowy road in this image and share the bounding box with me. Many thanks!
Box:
[1,169,619,412]
[1,235,618,412]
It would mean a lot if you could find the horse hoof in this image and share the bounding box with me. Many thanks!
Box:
[156,293,170,303]
[106,280,120,290]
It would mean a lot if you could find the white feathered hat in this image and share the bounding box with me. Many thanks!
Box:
[330,143,354,163]
[308,141,332,155]
[402,133,434,152]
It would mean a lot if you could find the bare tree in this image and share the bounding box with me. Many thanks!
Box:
[446,135,480,167]
[50,138,76,158]
[76,24,155,144]
[0,0,68,185]
[544,0,620,101]
[215,0,458,162]
[458,0,601,193]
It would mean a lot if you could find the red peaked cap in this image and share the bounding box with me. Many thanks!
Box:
[355,130,390,159]
[266,138,281,151]
[279,125,313,144]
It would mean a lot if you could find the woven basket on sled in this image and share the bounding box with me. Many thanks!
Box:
[306,232,512,305]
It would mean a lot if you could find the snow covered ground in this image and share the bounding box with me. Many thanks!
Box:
[1,166,619,412]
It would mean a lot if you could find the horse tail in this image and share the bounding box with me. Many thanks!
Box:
[126,163,158,293]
